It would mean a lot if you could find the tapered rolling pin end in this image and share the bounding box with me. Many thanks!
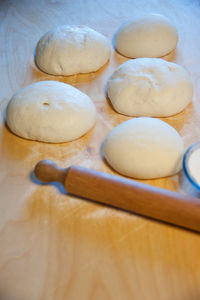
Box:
[34,160,67,184]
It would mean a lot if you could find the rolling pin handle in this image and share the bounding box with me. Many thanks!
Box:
[34,160,67,184]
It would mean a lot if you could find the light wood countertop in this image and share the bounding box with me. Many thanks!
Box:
[1,0,200,299]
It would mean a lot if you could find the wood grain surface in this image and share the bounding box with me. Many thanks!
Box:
[1,0,200,299]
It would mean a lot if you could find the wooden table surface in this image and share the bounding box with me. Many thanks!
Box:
[1,0,200,299]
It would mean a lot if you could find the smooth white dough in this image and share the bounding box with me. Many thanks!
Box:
[6,81,96,143]
[103,117,184,179]
[107,58,193,117]
[115,13,178,58]
[35,25,111,75]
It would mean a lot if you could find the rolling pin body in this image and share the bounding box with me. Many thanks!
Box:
[34,160,200,232]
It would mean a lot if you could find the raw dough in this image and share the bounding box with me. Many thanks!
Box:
[35,25,111,75]
[6,81,96,143]
[103,117,184,179]
[115,13,178,58]
[107,58,193,117]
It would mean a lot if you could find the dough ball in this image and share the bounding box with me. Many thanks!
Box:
[35,25,111,75]
[107,58,193,117]
[6,81,96,143]
[103,117,184,179]
[115,13,178,58]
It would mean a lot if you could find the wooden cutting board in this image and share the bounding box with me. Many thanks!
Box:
[1,0,200,299]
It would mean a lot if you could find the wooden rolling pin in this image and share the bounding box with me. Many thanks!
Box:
[34,160,200,232]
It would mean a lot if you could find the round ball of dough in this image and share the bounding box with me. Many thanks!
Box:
[103,117,184,179]
[35,25,111,75]
[6,81,96,143]
[107,58,193,117]
[115,13,178,58]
